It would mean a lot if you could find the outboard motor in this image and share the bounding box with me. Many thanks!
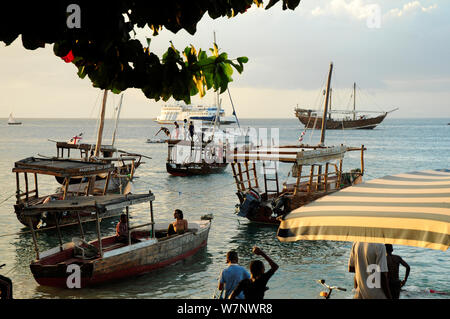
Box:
[236,188,261,217]
[272,194,290,217]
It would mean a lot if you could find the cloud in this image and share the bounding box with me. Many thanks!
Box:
[310,0,382,20]
[310,0,438,20]
[386,1,438,18]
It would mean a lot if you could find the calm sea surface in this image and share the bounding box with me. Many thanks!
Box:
[0,117,449,299]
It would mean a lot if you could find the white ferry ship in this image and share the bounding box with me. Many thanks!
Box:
[155,104,236,125]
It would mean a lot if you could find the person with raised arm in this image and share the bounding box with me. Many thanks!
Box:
[229,246,279,300]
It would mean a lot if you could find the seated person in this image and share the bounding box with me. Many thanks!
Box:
[116,213,140,244]
[168,209,188,236]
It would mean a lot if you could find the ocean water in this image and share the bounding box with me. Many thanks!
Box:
[0,117,449,299]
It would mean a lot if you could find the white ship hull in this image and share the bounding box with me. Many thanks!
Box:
[155,104,235,125]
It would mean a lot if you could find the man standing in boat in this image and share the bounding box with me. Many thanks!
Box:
[183,119,188,140]
[189,121,195,141]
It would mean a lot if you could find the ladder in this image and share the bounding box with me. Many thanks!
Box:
[262,161,279,196]
[231,161,259,192]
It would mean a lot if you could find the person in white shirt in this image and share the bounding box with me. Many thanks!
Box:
[348,242,392,299]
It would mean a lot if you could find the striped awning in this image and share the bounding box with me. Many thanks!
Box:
[277,169,450,251]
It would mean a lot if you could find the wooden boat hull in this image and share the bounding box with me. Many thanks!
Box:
[166,162,228,176]
[296,111,387,130]
[30,221,211,288]
[238,173,363,225]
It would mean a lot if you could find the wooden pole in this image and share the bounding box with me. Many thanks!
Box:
[62,177,70,199]
[15,172,20,201]
[320,62,333,146]
[308,165,315,193]
[324,163,329,191]
[24,173,29,201]
[317,165,322,191]
[95,206,103,257]
[262,161,268,194]
[150,196,155,238]
[76,212,85,240]
[28,218,40,260]
[94,89,108,157]
[244,161,251,188]
[102,172,111,195]
[294,164,302,196]
[54,214,63,251]
[360,144,365,175]
[237,163,245,192]
[126,206,131,246]
[252,162,259,189]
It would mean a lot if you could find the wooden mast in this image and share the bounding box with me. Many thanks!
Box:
[319,62,333,146]
[353,82,356,121]
[94,89,108,157]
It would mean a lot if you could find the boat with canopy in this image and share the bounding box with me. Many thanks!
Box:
[24,190,212,287]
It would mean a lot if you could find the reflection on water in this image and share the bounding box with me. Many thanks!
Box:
[33,247,212,299]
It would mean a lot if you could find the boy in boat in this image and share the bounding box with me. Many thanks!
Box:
[229,246,279,300]
[168,209,188,236]
[218,251,250,299]
[385,244,410,299]
[116,214,140,244]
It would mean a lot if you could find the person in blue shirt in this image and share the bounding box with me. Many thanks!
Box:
[229,246,279,300]
[218,251,250,299]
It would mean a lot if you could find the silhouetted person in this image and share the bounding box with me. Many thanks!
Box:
[229,246,279,300]
[188,121,194,141]
[385,244,410,299]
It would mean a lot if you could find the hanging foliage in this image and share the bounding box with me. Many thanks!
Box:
[0,0,301,103]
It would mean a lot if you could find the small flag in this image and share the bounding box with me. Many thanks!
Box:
[69,133,83,144]
[61,50,75,63]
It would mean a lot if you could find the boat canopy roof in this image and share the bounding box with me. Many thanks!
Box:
[231,145,349,164]
[56,142,117,152]
[21,192,155,216]
[12,157,115,177]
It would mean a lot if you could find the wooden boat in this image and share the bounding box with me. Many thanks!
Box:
[295,79,397,130]
[46,91,148,193]
[231,63,366,225]
[24,191,212,288]
[166,137,229,176]
[50,141,145,193]
[12,157,120,228]
[8,113,22,125]
[230,145,365,224]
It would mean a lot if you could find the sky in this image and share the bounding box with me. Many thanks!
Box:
[0,0,449,119]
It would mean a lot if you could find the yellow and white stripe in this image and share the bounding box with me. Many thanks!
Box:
[277,169,450,251]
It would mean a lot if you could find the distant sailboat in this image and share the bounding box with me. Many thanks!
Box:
[8,113,22,125]
[295,78,398,130]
